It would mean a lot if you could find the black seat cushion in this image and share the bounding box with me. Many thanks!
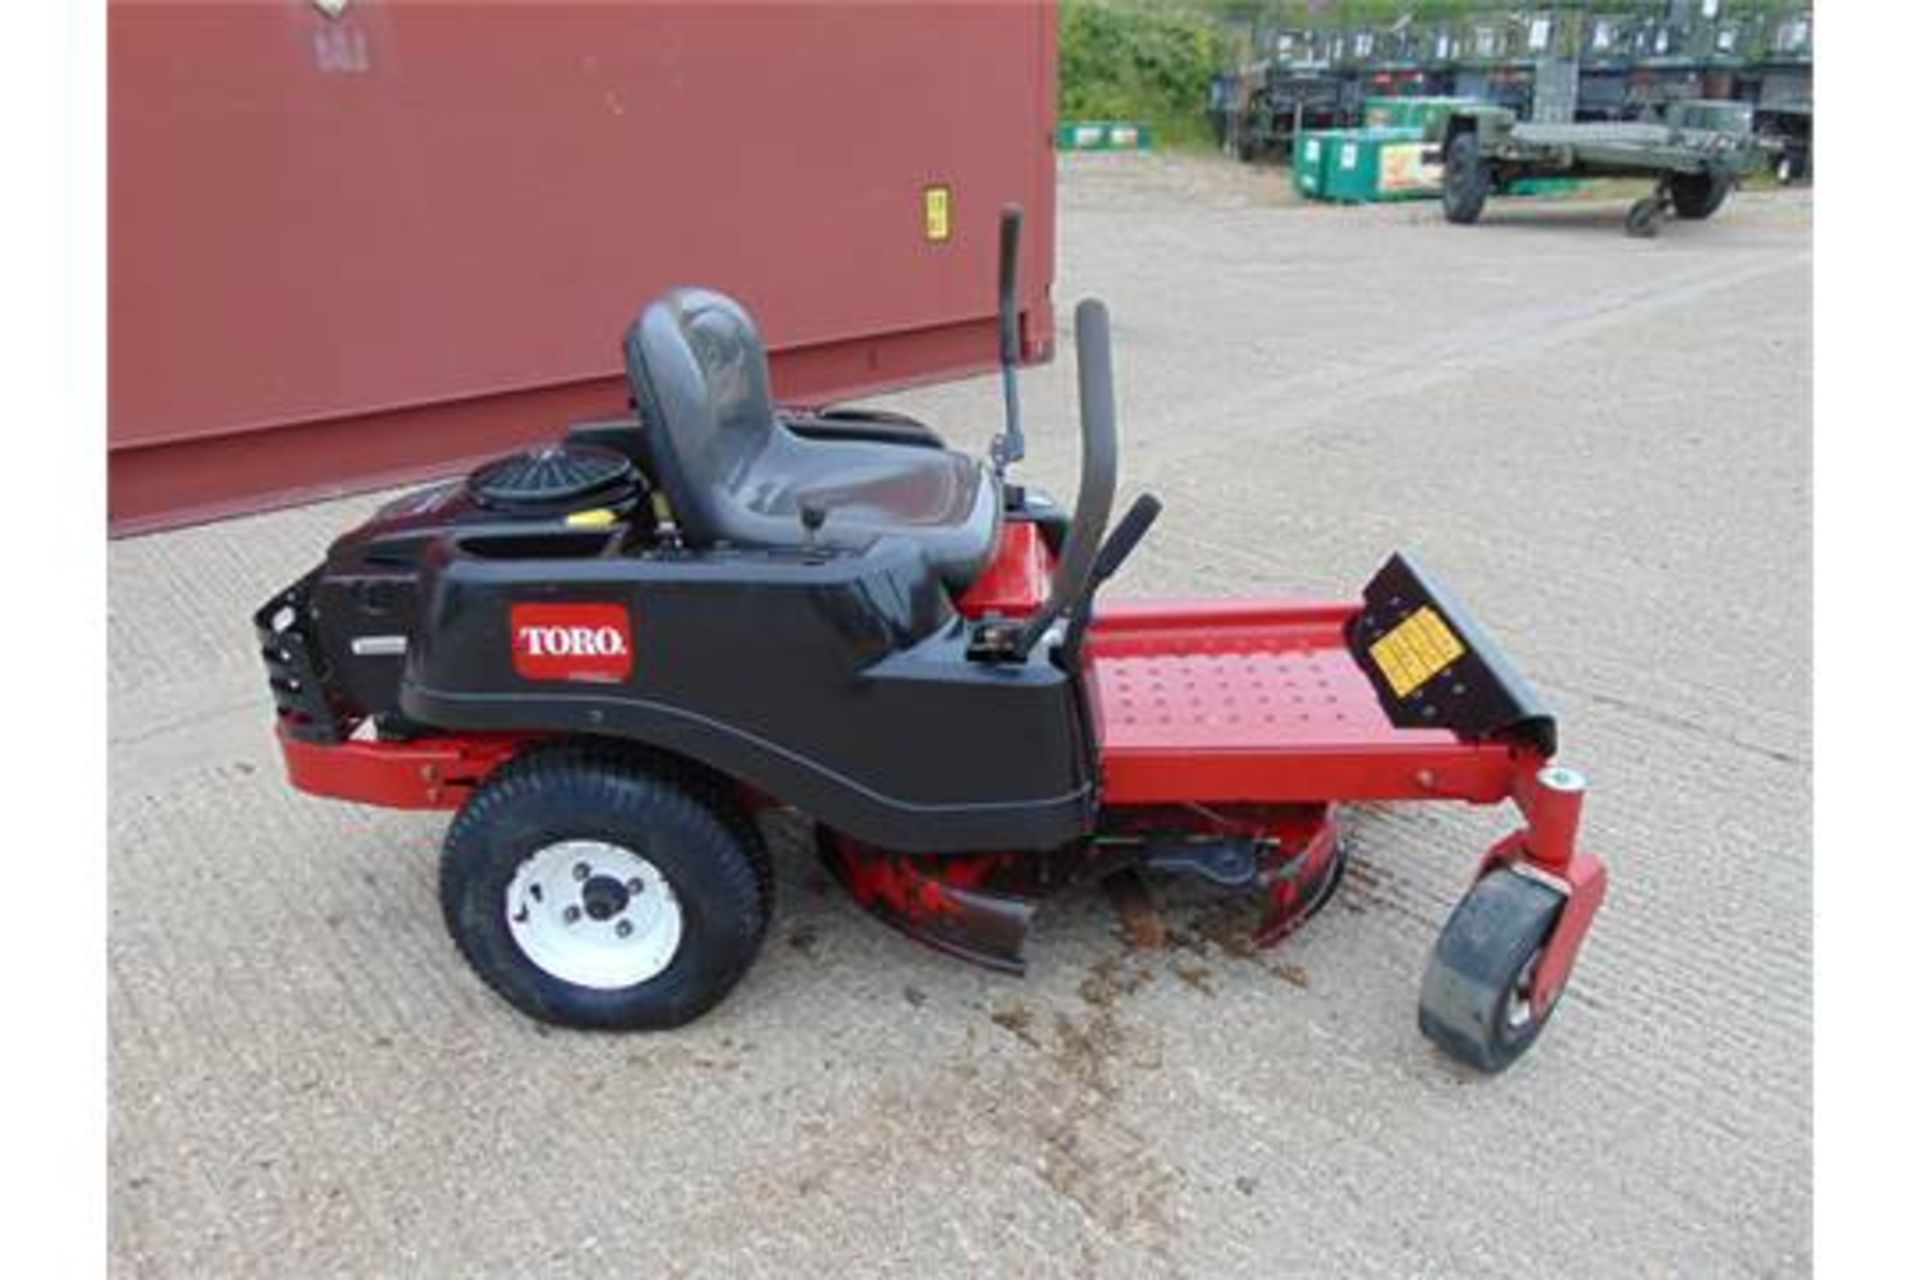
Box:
[623,288,1000,590]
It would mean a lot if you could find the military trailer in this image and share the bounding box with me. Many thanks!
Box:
[1435,98,1776,237]
[1228,65,1356,163]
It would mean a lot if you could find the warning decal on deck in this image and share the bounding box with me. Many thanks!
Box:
[1369,606,1465,698]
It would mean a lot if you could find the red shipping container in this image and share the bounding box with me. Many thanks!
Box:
[109,0,1058,533]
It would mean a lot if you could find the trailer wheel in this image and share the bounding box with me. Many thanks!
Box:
[440,744,770,1030]
[1442,133,1490,225]
[1417,868,1565,1073]
[1625,197,1662,238]
[1670,172,1732,220]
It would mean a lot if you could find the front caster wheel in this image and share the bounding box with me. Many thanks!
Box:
[1417,868,1565,1073]
[440,744,770,1030]
[1625,197,1663,238]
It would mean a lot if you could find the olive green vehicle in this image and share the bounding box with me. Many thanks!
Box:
[1436,100,1779,238]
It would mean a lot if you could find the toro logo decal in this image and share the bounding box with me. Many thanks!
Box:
[510,604,633,683]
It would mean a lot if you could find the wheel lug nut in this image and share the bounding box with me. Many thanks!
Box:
[573,863,590,881]
[616,920,633,938]
[563,906,581,924]
[627,878,644,895]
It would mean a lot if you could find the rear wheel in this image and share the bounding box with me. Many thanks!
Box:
[1417,868,1565,1073]
[1442,133,1490,225]
[1670,171,1733,219]
[440,743,770,1030]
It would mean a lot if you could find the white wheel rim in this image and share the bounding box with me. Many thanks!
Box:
[506,840,683,989]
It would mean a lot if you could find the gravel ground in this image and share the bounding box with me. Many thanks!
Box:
[109,151,1812,1277]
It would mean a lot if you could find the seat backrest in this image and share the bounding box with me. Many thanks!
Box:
[621,288,779,544]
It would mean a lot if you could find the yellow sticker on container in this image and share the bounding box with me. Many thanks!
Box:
[565,508,617,528]
[1369,606,1466,699]
[923,185,952,242]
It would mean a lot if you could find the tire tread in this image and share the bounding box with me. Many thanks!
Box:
[439,741,769,1029]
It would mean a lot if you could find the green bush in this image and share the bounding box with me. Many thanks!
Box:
[1059,0,1227,150]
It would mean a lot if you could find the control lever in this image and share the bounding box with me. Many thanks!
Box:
[799,501,829,553]
[990,204,1026,481]
[1059,493,1162,664]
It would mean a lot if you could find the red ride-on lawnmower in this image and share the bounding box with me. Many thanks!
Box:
[258,208,1605,1072]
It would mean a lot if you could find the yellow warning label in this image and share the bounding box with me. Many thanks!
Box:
[1369,606,1466,699]
[923,185,952,242]
[565,508,616,528]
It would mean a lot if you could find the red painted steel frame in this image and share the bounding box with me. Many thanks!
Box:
[273,586,1603,997]
[279,725,526,811]
[1088,599,1523,807]
[1089,597,1604,995]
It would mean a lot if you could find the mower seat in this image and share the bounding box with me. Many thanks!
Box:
[623,288,1001,591]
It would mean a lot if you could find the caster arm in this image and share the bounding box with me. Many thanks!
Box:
[1476,759,1608,1026]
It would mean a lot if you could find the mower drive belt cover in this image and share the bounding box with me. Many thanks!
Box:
[1346,552,1556,755]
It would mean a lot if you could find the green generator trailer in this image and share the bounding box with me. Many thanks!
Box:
[1320,127,1442,202]
[1293,122,1583,206]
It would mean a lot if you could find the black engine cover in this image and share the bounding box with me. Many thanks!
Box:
[280,463,1095,854]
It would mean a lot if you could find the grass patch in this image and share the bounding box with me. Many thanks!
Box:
[1060,0,1227,152]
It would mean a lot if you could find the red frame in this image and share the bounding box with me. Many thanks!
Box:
[275,566,1603,999]
[1089,599,1520,807]
[1088,597,1603,1005]
[278,726,527,811]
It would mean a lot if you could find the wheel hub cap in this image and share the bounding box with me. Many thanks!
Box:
[506,840,682,989]
[1505,953,1542,1032]
[581,875,631,921]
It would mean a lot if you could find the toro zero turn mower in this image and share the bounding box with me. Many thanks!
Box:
[257,209,1605,1072]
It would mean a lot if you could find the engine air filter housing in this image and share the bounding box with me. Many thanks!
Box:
[466,443,643,515]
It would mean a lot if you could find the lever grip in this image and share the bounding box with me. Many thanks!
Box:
[1058,492,1161,665]
[1089,493,1162,588]
[998,205,1023,365]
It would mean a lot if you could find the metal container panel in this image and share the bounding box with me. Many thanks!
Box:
[110,0,1059,532]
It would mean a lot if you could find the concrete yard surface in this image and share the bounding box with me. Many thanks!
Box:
[110,153,1812,1277]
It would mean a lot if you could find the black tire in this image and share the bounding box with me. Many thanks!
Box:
[1417,868,1565,1073]
[1442,133,1490,225]
[440,742,770,1030]
[1670,171,1732,220]
[1625,196,1662,238]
